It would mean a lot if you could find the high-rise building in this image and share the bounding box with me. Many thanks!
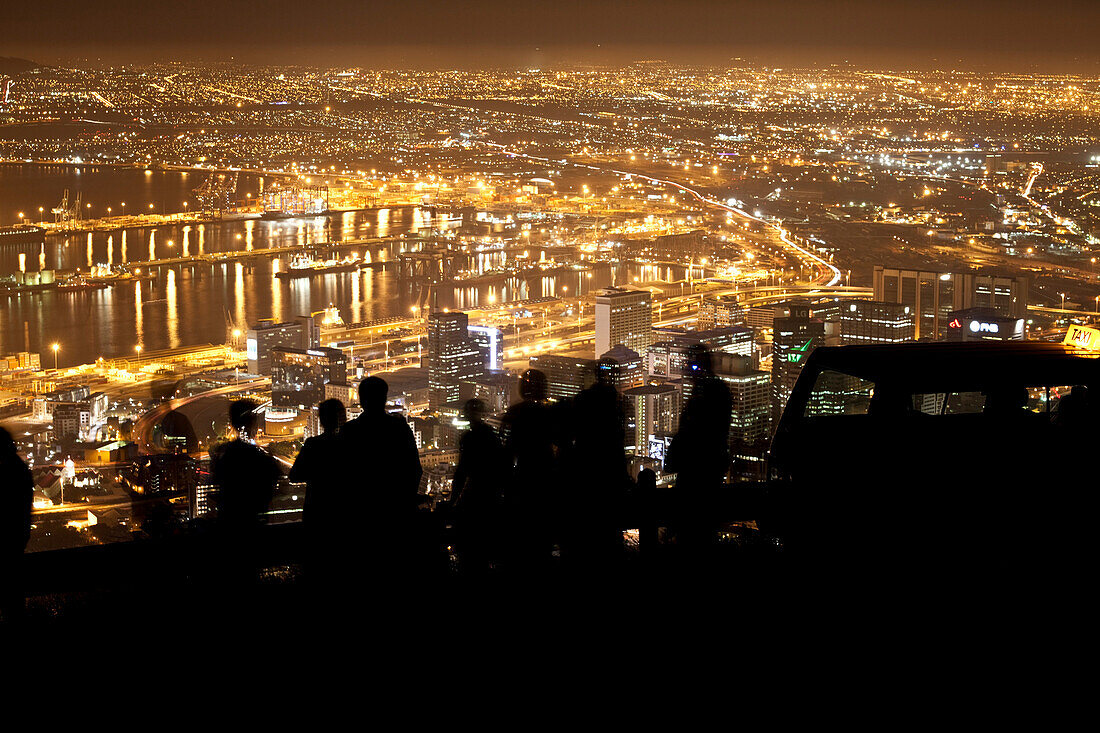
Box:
[836,300,915,345]
[771,302,824,421]
[624,382,681,458]
[427,311,483,410]
[945,307,1025,342]
[529,354,596,401]
[711,354,772,447]
[468,325,504,372]
[52,403,84,440]
[648,326,755,378]
[601,344,645,391]
[246,317,315,375]
[699,295,747,329]
[873,267,1027,340]
[271,346,347,413]
[595,287,652,358]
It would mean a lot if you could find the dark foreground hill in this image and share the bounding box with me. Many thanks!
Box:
[0,57,39,76]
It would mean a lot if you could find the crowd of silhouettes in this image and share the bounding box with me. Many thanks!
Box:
[0,345,739,619]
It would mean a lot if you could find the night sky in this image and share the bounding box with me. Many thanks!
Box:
[4,0,1098,69]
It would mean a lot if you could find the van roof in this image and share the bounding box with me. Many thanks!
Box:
[805,341,1099,392]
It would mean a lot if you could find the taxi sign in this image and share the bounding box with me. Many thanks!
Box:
[1064,325,1100,350]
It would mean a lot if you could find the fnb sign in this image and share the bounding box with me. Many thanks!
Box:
[1064,325,1100,351]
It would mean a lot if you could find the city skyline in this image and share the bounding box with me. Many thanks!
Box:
[2,9,1099,621]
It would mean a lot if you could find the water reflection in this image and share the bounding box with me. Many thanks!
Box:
[135,280,144,347]
[234,262,246,329]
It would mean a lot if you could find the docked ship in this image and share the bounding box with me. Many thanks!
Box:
[0,224,46,246]
[85,265,157,285]
[275,253,361,279]
[57,276,108,292]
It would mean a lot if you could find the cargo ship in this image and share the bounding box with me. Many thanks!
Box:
[57,276,108,292]
[0,224,46,246]
[275,253,361,279]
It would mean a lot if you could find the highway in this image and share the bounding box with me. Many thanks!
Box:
[482,141,844,288]
[131,377,269,454]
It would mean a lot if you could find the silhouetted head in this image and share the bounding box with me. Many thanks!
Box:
[229,399,259,437]
[462,398,488,425]
[595,358,619,388]
[359,376,388,413]
[868,388,911,418]
[318,398,347,434]
[1053,385,1093,428]
[685,344,713,378]
[519,369,548,402]
[983,386,1029,416]
[160,409,198,453]
[0,426,18,464]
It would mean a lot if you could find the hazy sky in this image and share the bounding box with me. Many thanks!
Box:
[4,0,1098,71]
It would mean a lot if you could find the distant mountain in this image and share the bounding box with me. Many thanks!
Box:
[0,57,39,76]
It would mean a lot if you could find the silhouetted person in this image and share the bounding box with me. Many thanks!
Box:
[339,377,422,575]
[289,398,346,582]
[159,408,198,453]
[0,427,32,621]
[983,386,1031,417]
[499,369,556,572]
[868,387,913,418]
[450,399,506,576]
[210,399,281,586]
[1052,385,1091,429]
[664,345,732,553]
[561,359,628,571]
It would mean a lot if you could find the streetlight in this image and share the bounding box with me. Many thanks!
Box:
[51,343,59,370]
[1060,292,1066,311]
[135,344,143,354]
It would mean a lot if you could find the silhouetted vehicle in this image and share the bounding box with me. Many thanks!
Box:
[766,341,1099,577]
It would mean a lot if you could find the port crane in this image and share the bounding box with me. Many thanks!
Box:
[192,171,239,218]
[51,189,82,228]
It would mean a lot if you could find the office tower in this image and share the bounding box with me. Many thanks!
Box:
[139,454,197,495]
[428,311,483,410]
[468,325,504,372]
[246,319,311,374]
[271,346,348,413]
[624,382,681,458]
[469,372,518,416]
[649,326,755,377]
[601,344,645,390]
[711,354,772,447]
[836,300,915,345]
[529,354,596,401]
[595,287,652,358]
[189,480,217,520]
[771,302,824,421]
[52,403,83,440]
[699,295,747,329]
[946,308,1025,341]
[873,267,1027,340]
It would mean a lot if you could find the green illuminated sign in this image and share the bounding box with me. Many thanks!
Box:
[787,339,813,364]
